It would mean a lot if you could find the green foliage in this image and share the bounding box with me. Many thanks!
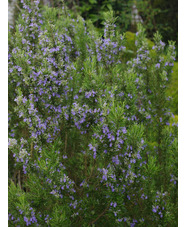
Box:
[8,1,177,226]
[166,62,178,114]
[125,31,136,60]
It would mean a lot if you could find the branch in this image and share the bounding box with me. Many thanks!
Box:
[15,3,21,11]
[88,205,109,226]
[31,142,34,158]
[18,170,22,189]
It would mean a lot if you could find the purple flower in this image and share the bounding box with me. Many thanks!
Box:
[22,97,27,103]
[152,206,159,213]
[113,202,117,207]
[88,144,96,152]
[112,155,120,165]
[121,127,127,134]
[160,40,165,47]
[102,168,108,181]
[97,53,102,62]
[152,208,157,213]
[18,67,22,72]
[155,63,160,68]
[24,216,29,226]
[127,195,130,200]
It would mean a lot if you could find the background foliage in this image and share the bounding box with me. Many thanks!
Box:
[9,0,178,44]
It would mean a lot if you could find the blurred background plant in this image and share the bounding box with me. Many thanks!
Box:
[9,0,178,44]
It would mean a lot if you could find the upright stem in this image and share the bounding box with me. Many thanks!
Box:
[18,170,21,189]
[65,132,68,153]
[31,142,33,158]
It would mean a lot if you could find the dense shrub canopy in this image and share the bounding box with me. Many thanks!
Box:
[8,1,177,226]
